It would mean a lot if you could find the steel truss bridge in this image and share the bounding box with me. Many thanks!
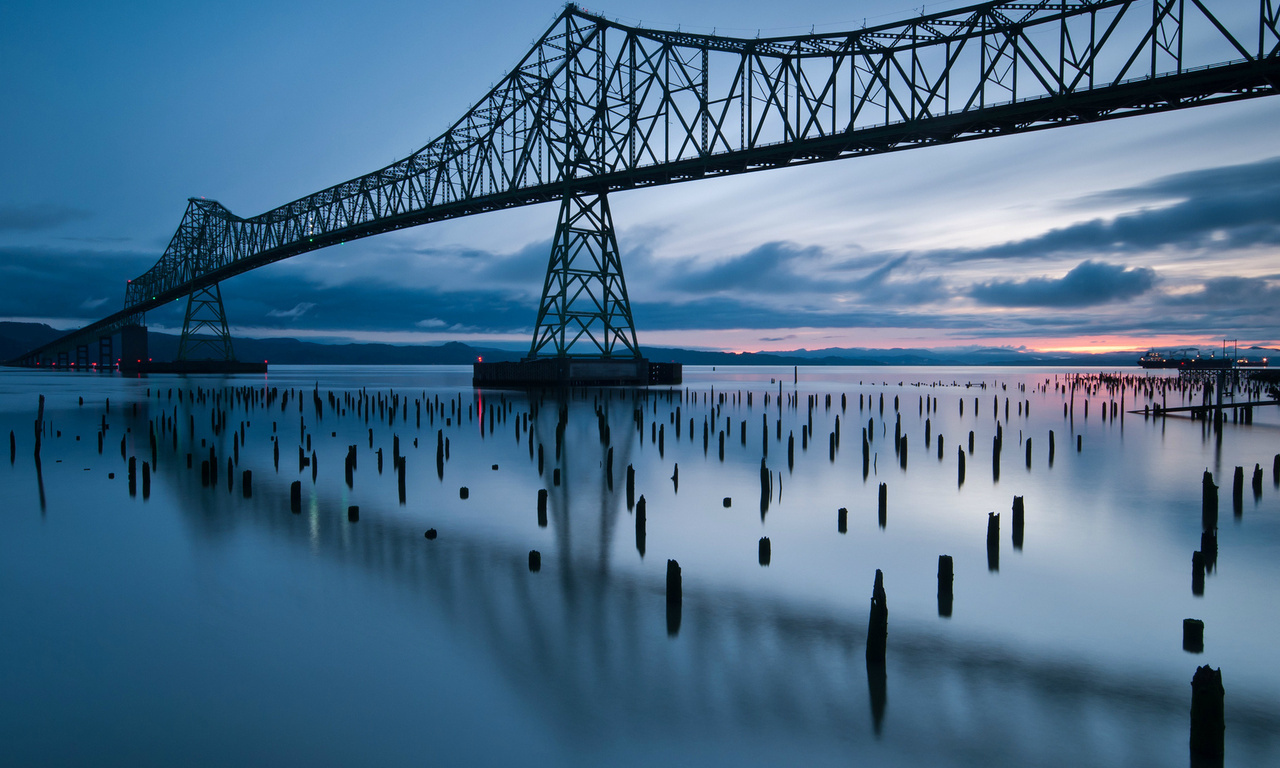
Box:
[13,0,1280,368]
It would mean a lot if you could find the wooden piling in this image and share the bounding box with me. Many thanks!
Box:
[937,555,953,618]
[866,569,887,667]
[626,464,635,509]
[758,536,771,566]
[986,512,999,571]
[528,550,541,572]
[1012,496,1024,550]
[1189,666,1225,758]
[290,481,301,513]
[666,559,682,636]
[1183,618,1205,654]
[635,495,646,557]
[1203,470,1218,530]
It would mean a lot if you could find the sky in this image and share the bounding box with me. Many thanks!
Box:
[1,0,1278,354]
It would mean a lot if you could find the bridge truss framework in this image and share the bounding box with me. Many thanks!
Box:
[12,0,1280,369]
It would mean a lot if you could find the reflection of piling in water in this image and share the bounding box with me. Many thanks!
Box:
[1202,471,1218,530]
[1183,619,1205,653]
[877,483,887,528]
[758,537,770,566]
[1012,496,1024,550]
[397,457,406,504]
[986,513,1000,571]
[1232,466,1243,514]
[1189,666,1225,760]
[1201,528,1217,571]
[866,569,888,668]
[666,559,682,636]
[937,555,953,618]
[867,662,887,738]
[1192,551,1206,596]
[862,432,870,479]
[992,436,1000,482]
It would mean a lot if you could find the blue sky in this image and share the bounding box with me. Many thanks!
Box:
[2,0,1278,353]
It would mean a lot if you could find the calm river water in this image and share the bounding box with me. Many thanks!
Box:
[1,365,1277,767]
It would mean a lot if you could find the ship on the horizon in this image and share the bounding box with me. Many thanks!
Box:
[1138,346,1268,369]
[1138,350,1183,369]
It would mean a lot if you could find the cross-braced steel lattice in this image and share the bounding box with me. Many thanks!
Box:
[14,0,1280,366]
[176,283,236,361]
[529,190,638,359]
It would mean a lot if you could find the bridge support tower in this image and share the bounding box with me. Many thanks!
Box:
[177,283,235,362]
[475,189,679,387]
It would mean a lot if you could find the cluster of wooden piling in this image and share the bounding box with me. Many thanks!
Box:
[17,368,1266,758]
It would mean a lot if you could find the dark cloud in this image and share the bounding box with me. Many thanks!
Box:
[672,242,947,304]
[0,246,152,319]
[679,241,830,294]
[970,261,1157,308]
[933,156,1280,262]
[0,204,91,231]
[1163,276,1280,309]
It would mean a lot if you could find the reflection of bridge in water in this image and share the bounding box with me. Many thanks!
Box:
[14,0,1280,379]
[128,388,1280,764]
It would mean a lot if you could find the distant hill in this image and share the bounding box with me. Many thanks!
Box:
[2,322,1271,368]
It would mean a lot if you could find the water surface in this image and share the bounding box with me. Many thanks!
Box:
[1,365,1277,766]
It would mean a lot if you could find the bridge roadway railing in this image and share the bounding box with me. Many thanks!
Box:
[14,0,1280,365]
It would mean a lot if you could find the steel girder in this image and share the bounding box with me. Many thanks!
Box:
[14,0,1280,365]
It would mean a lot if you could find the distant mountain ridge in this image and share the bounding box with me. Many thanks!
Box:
[1,322,1271,367]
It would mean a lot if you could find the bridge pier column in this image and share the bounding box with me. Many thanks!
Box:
[75,344,89,368]
[120,324,148,369]
[56,350,69,368]
[99,335,113,368]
